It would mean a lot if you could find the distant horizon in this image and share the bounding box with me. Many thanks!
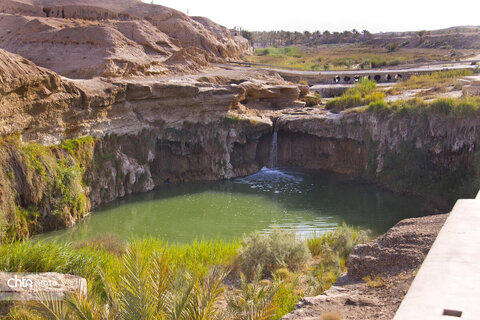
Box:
[246,25,480,34]
[147,0,480,33]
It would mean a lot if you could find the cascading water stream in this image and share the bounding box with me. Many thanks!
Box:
[269,123,278,168]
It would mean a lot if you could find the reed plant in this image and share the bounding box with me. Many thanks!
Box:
[1,225,370,319]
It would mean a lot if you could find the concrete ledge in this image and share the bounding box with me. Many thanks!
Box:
[394,199,480,320]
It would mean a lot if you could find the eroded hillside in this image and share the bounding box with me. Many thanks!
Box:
[0,0,249,78]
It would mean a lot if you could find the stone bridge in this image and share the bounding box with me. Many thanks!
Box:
[221,61,479,85]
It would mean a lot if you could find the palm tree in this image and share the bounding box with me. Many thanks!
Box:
[226,265,282,320]
[30,242,229,320]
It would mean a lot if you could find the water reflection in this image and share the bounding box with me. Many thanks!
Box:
[37,168,429,243]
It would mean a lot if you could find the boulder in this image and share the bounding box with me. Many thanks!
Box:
[239,80,304,109]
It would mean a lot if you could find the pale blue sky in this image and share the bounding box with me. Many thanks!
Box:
[145,0,480,33]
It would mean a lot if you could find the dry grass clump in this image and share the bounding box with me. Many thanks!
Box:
[363,274,385,288]
[74,232,126,256]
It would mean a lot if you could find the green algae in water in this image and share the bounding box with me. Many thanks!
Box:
[37,168,429,243]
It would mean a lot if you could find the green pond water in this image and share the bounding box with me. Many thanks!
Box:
[37,168,429,243]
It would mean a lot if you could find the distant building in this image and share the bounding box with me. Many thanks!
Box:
[231,26,243,37]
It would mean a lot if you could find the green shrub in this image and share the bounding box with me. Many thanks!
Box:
[221,115,258,126]
[364,91,385,104]
[386,43,400,52]
[238,229,311,278]
[0,241,116,297]
[254,46,301,57]
[257,48,270,56]
[302,94,322,107]
[271,279,299,320]
[313,224,369,290]
[307,224,370,259]
[25,241,230,320]
[1,226,372,318]
[366,100,390,113]
[350,78,377,96]
[427,97,480,116]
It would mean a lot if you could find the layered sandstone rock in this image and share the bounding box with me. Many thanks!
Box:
[0,0,44,17]
[239,80,304,109]
[0,48,83,140]
[0,14,183,78]
[0,46,304,144]
[0,0,249,78]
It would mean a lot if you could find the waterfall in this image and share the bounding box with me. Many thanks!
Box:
[269,126,278,168]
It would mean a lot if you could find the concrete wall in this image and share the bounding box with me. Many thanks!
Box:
[393,191,480,320]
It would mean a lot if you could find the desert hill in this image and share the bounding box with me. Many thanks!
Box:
[0,0,249,78]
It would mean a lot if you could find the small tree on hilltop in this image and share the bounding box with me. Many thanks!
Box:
[417,30,427,38]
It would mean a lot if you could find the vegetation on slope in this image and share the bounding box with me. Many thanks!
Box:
[0,135,95,242]
[1,226,370,319]
[246,45,451,71]
[366,96,480,117]
[387,68,475,94]
[325,79,384,111]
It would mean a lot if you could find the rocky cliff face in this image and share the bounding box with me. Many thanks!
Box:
[276,109,480,207]
[0,49,296,240]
